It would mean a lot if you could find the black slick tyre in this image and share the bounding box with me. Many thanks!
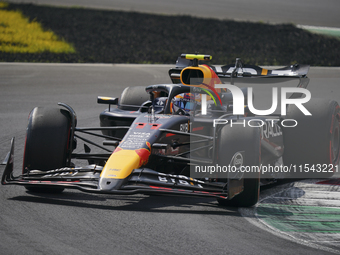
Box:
[216,120,261,207]
[23,107,71,193]
[283,99,340,178]
[119,86,150,111]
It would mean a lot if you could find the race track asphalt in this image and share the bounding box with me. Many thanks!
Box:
[0,63,339,254]
[2,0,340,253]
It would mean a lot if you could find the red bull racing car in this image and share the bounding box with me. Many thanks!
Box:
[2,54,340,207]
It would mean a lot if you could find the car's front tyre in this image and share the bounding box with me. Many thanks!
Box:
[216,121,261,207]
[23,107,72,193]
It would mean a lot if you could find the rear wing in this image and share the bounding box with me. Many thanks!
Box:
[169,55,310,85]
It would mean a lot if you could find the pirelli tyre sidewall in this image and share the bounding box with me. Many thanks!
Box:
[283,99,340,178]
[118,86,150,111]
[216,120,261,207]
[23,107,71,193]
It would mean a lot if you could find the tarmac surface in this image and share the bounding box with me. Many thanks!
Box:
[0,63,340,254]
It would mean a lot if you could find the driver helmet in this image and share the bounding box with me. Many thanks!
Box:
[172,93,200,114]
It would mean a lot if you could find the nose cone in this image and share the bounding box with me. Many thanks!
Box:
[98,178,125,191]
[98,148,150,192]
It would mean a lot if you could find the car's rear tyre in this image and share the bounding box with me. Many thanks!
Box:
[216,121,261,207]
[283,98,340,178]
[23,107,71,193]
[119,86,150,111]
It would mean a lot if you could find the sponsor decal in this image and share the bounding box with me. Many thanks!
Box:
[144,114,171,119]
[135,142,151,166]
[157,173,204,188]
[232,152,244,169]
[261,121,283,138]
[180,122,190,133]
[120,132,151,149]
[229,151,245,179]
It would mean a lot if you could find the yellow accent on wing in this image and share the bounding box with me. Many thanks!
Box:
[261,69,268,75]
[98,97,114,101]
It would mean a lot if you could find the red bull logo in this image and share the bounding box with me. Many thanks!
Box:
[101,142,151,179]
[135,142,151,167]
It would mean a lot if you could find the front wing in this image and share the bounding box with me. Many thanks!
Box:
[1,138,228,199]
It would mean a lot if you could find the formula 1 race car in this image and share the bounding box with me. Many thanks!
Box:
[2,54,340,207]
